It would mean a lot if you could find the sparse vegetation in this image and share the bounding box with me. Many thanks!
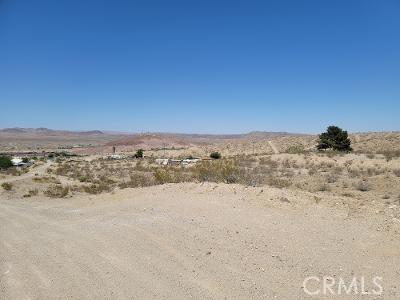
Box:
[356,180,369,192]
[23,189,39,198]
[1,182,13,190]
[393,169,400,177]
[285,145,305,154]
[44,185,70,198]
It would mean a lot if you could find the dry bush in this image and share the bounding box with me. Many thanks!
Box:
[28,188,39,196]
[355,180,370,192]
[78,175,92,182]
[317,183,331,192]
[79,182,114,194]
[133,160,151,172]
[285,145,305,154]
[266,177,292,188]
[380,150,400,161]
[119,173,155,188]
[342,192,355,198]
[23,189,39,198]
[326,173,338,183]
[366,167,377,177]
[44,185,69,198]
[308,167,318,176]
[393,169,400,177]
[192,160,241,184]
[153,168,174,184]
[259,157,279,169]
[1,182,13,190]
[152,167,191,185]
[348,167,361,177]
[33,176,60,184]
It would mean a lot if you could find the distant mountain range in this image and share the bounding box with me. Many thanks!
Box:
[0,128,305,139]
[0,128,105,136]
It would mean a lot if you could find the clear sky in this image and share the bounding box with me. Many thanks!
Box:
[1,0,399,134]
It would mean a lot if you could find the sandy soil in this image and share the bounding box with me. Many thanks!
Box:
[1,183,399,299]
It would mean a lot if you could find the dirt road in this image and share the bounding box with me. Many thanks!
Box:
[1,183,399,299]
[268,141,279,154]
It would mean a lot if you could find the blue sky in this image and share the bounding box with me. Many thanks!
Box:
[1,0,399,134]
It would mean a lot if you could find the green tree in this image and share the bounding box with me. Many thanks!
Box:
[134,149,144,158]
[0,156,13,169]
[210,151,222,159]
[317,126,352,152]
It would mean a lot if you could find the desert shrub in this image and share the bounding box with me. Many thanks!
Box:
[317,126,352,152]
[153,167,191,185]
[78,176,91,182]
[1,182,13,190]
[266,177,291,188]
[193,160,240,183]
[0,156,13,169]
[355,181,369,192]
[153,168,174,184]
[326,173,338,183]
[342,192,355,198]
[281,159,292,168]
[259,156,279,168]
[380,150,400,161]
[44,185,69,198]
[393,169,400,177]
[28,189,38,196]
[210,152,222,159]
[348,167,361,177]
[119,173,155,188]
[318,183,331,192]
[308,167,318,176]
[33,176,60,184]
[23,189,39,198]
[80,182,113,194]
[333,166,343,175]
[285,145,305,154]
[366,153,375,159]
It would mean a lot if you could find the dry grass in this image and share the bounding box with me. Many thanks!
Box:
[33,176,60,184]
[44,185,70,198]
[23,189,39,198]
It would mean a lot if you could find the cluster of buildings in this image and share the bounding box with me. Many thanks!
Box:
[155,158,201,166]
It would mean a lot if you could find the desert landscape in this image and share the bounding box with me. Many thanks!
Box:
[1,128,400,299]
[2,0,399,298]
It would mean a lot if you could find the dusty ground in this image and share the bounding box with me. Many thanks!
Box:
[1,182,400,299]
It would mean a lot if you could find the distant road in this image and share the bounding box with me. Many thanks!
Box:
[268,141,279,154]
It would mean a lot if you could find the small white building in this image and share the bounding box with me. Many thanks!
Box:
[11,157,28,167]
[108,154,123,160]
[155,158,169,165]
[181,158,200,166]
